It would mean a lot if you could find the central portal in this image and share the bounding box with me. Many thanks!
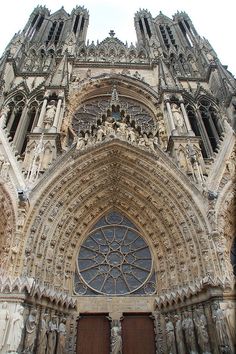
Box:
[76,313,156,354]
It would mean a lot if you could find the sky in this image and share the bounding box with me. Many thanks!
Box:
[0,0,235,76]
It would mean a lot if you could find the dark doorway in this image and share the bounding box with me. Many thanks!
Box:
[76,314,110,354]
[122,313,156,354]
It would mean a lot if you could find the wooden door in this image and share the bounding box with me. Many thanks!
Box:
[76,314,110,354]
[122,314,156,354]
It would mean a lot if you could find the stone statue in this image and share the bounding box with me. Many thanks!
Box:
[47,317,58,354]
[174,315,185,354]
[96,125,104,142]
[212,302,231,350]
[111,320,122,354]
[127,126,136,143]
[6,305,24,353]
[76,133,86,150]
[182,311,198,354]
[38,313,48,354]
[24,309,38,353]
[193,309,211,354]
[165,317,176,354]
[171,103,185,133]
[224,302,236,346]
[44,101,56,129]
[104,116,115,136]
[57,318,66,354]
[0,302,10,350]
[1,160,10,180]
[116,118,128,139]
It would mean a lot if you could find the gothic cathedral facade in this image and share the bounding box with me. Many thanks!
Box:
[0,5,235,354]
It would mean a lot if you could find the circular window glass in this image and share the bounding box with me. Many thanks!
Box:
[77,211,152,295]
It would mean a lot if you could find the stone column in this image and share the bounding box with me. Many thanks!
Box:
[180,101,194,136]
[165,100,176,135]
[33,97,48,132]
[50,97,63,133]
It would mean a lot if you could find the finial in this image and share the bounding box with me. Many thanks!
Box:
[109,30,115,37]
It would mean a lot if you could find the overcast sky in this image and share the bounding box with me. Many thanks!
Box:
[0,0,235,76]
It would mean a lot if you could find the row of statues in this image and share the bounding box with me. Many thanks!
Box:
[70,115,167,152]
[164,302,235,354]
[0,303,66,354]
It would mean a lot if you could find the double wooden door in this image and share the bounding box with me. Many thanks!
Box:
[76,313,155,354]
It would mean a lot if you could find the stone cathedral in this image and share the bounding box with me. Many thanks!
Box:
[0,4,235,354]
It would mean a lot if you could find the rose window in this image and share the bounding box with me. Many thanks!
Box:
[74,211,156,296]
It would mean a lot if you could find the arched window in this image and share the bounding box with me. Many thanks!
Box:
[186,103,207,158]
[74,211,156,296]
[198,99,223,153]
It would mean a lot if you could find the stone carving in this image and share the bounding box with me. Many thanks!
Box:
[224,302,236,346]
[57,318,66,354]
[165,317,176,354]
[47,317,58,354]
[171,103,185,134]
[212,302,231,351]
[193,308,211,354]
[174,314,185,354]
[6,305,24,353]
[182,311,198,354]
[38,313,48,354]
[0,158,10,180]
[111,320,122,354]
[0,302,9,350]
[44,101,56,129]
[24,309,38,353]
[185,140,205,185]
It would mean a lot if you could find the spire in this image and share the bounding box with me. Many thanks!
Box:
[46,53,69,88]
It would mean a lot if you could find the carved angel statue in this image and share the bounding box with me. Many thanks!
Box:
[171,103,185,133]
[44,100,56,129]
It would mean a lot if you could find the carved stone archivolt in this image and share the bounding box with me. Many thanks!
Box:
[0,184,17,273]
[15,140,222,296]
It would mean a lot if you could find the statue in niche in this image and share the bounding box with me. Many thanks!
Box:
[6,305,24,353]
[212,302,231,350]
[174,314,185,354]
[186,140,204,184]
[23,55,33,71]
[43,55,52,71]
[111,320,122,354]
[57,318,66,354]
[38,313,48,354]
[47,317,58,354]
[0,302,9,350]
[193,308,211,354]
[165,317,176,354]
[24,308,38,353]
[171,103,185,133]
[182,311,198,354]
[44,100,56,129]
